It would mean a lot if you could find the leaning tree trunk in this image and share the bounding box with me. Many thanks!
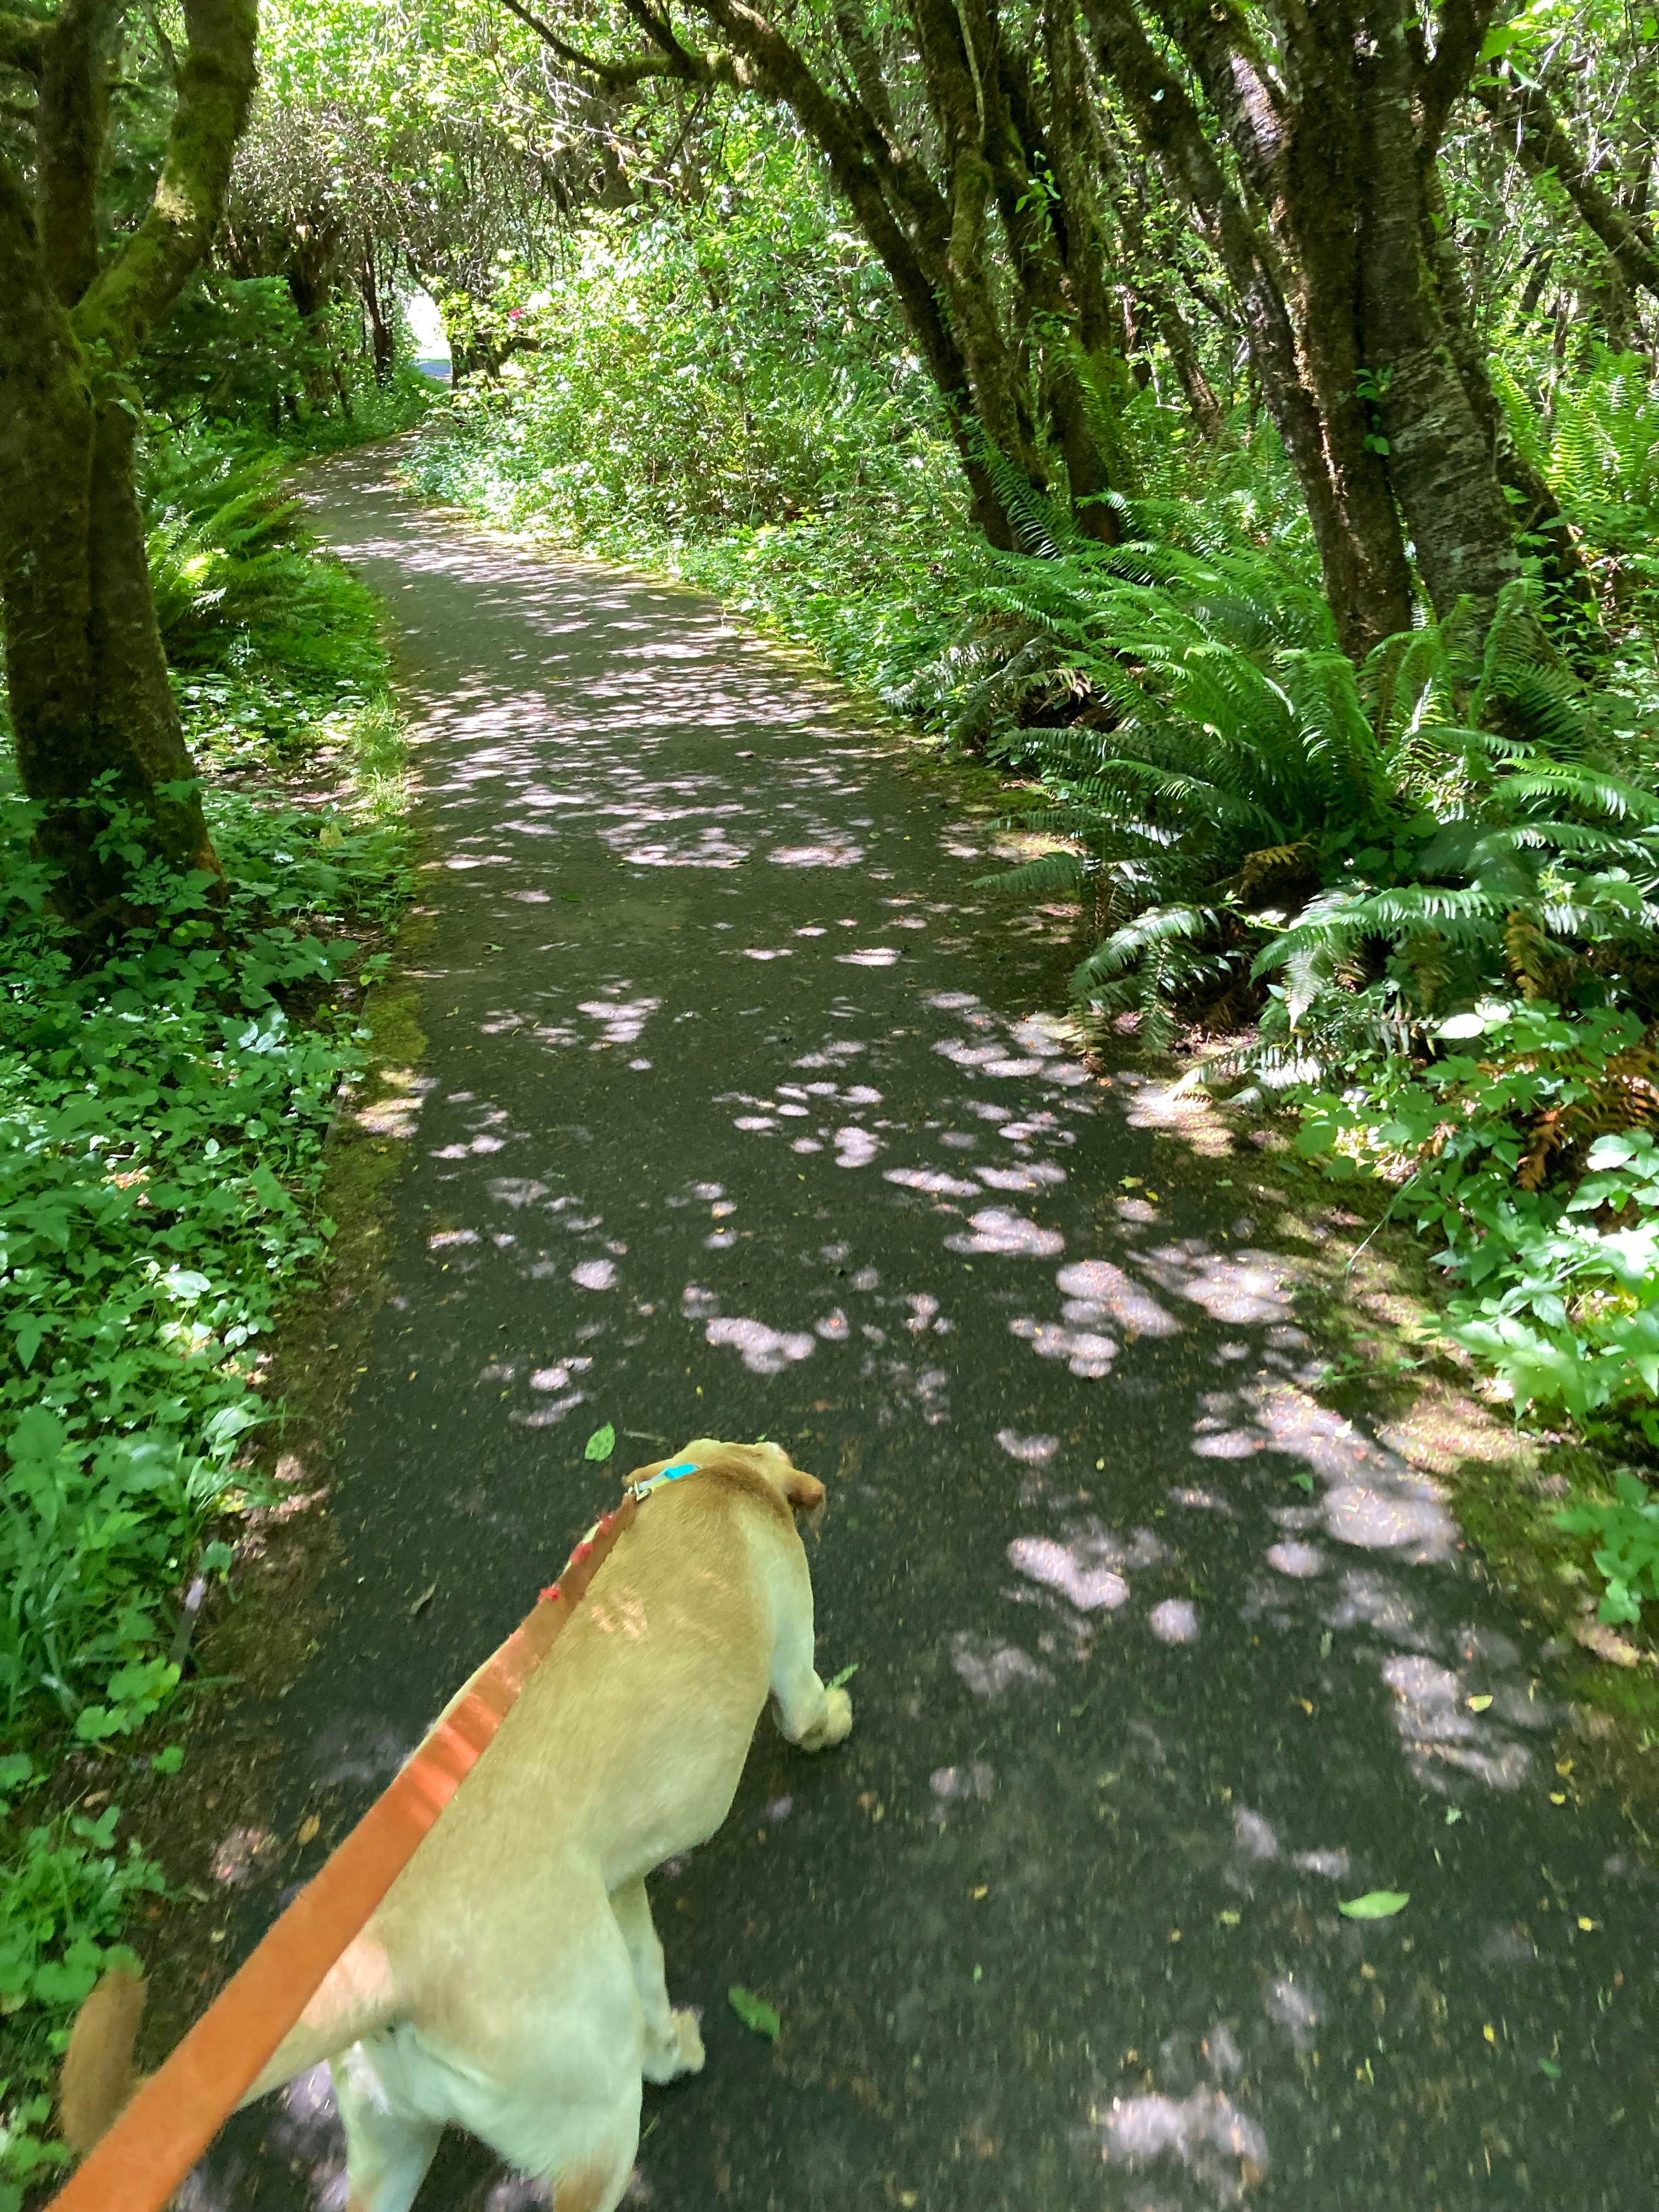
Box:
[0,0,259,930]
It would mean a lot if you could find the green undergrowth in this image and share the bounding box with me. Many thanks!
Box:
[0,434,411,2205]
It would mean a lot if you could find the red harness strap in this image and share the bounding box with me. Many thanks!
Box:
[46,1496,637,2212]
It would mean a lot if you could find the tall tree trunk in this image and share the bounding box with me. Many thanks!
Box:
[360,245,397,386]
[1359,0,1522,620]
[0,0,258,928]
[1082,0,1414,654]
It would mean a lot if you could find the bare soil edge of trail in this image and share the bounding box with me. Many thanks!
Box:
[82,484,1659,2135]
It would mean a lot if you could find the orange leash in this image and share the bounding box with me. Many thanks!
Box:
[46,1493,639,2212]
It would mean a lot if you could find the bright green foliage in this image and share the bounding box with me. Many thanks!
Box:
[1295,1006,1659,1444]
[1498,352,1659,646]
[1558,1472,1659,1624]
[144,428,388,681]
[0,778,403,1731]
[963,565,1659,1053]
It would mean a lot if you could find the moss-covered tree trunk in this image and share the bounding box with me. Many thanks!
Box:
[0,0,258,930]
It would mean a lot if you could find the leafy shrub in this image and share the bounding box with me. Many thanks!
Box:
[1295,1003,1659,1440]
[955,547,1659,1049]
[1558,1472,1659,1624]
[0,778,403,1733]
[1498,348,1659,639]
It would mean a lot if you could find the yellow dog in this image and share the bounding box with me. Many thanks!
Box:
[63,1440,853,2212]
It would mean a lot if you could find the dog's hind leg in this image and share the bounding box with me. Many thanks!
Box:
[610,1877,704,2084]
[332,2038,443,2212]
[545,2115,639,2212]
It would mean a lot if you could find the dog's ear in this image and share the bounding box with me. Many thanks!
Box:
[784,1468,826,1526]
[782,1465,825,1512]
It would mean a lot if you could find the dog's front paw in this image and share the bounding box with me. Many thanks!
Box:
[671,2007,706,2076]
[644,2006,705,2085]
[800,1684,853,1752]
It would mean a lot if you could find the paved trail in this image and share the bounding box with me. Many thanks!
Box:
[198,448,1657,2210]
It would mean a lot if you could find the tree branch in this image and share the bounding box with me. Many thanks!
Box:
[1476,66,1659,299]
[495,0,732,88]
[1420,0,1500,158]
[69,0,257,363]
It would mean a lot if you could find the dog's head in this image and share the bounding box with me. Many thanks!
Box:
[651,1436,826,1525]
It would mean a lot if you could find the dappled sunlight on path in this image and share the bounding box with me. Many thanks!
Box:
[193,451,1659,2212]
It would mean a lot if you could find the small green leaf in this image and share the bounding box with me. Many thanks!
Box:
[827,1662,859,1690]
[1292,1472,1315,1494]
[728,1984,780,2039]
[1339,1889,1410,1920]
[152,1746,185,1775]
[1537,2056,1561,2079]
[584,1423,616,1462]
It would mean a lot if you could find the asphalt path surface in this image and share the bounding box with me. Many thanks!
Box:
[188,448,1658,2210]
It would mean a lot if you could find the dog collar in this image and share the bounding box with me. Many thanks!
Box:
[539,1461,698,1604]
[624,1458,697,1505]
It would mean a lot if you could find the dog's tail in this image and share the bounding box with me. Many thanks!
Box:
[61,1965,149,2153]
[61,1933,399,2156]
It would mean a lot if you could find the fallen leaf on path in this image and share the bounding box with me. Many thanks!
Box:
[1292,1473,1315,1494]
[1339,1890,1409,1920]
[297,1814,320,1846]
[1465,1694,1493,1712]
[1537,2056,1561,2079]
[584,1423,616,1462]
[728,1985,780,2039]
